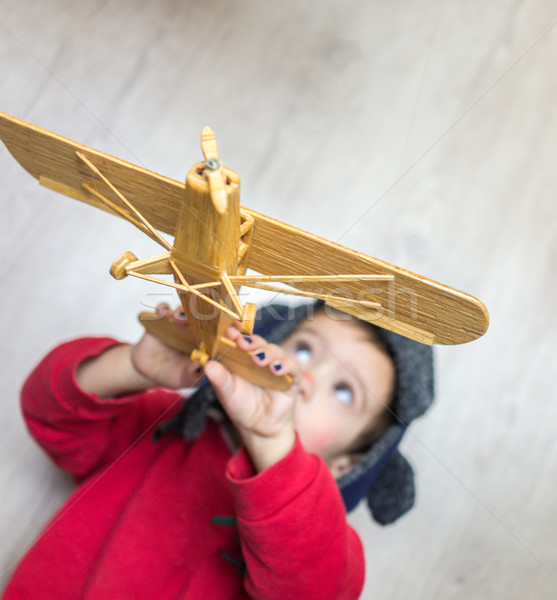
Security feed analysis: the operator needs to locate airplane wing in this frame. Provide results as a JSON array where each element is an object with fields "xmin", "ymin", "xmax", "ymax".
[
  {"xmin": 0, "ymin": 111, "xmax": 183, "ymax": 234},
  {"xmin": 244, "ymin": 211, "xmax": 489, "ymax": 345},
  {"xmin": 0, "ymin": 112, "xmax": 488, "ymax": 346}
]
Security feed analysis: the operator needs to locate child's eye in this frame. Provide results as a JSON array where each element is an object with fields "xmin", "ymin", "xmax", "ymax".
[
  {"xmin": 294, "ymin": 341, "xmax": 312, "ymax": 364},
  {"xmin": 334, "ymin": 383, "xmax": 353, "ymax": 405}
]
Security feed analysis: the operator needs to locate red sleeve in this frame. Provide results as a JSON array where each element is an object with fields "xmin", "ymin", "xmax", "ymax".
[
  {"xmin": 226, "ymin": 436, "xmax": 365, "ymax": 600},
  {"xmin": 21, "ymin": 337, "xmax": 182, "ymax": 481}
]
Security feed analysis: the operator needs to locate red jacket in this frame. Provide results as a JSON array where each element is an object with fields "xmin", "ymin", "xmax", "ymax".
[{"xmin": 2, "ymin": 338, "xmax": 365, "ymax": 599}]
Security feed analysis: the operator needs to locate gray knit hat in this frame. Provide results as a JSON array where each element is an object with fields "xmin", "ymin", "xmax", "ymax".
[{"xmin": 156, "ymin": 301, "xmax": 434, "ymax": 525}]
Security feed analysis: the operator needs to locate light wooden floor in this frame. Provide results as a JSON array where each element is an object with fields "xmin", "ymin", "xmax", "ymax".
[{"xmin": 1, "ymin": 1, "xmax": 556, "ymax": 597}]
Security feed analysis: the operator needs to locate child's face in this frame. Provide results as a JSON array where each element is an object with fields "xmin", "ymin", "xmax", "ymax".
[{"xmin": 281, "ymin": 311, "xmax": 395, "ymax": 473}]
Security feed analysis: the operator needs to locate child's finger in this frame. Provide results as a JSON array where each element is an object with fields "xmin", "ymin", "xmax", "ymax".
[
  {"xmin": 173, "ymin": 306, "xmax": 189, "ymax": 323},
  {"xmin": 228, "ymin": 328, "xmax": 269, "ymax": 352},
  {"xmin": 156, "ymin": 303, "xmax": 172, "ymax": 318},
  {"xmin": 249, "ymin": 341, "xmax": 287, "ymax": 369},
  {"xmin": 203, "ymin": 360, "xmax": 234, "ymax": 401},
  {"xmin": 155, "ymin": 303, "xmax": 189, "ymax": 325},
  {"xmin": 226, "ymin": 326, "xmax": 300, "ymax": 384},
  {"xmin": 269, "ymin": 355, "xmax": 300, "ymax": 380}
]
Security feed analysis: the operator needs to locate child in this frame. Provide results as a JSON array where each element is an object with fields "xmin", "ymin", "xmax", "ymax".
[{"xmin": 1, "ymin": 301, "xmax": 433, "ymax": 600}]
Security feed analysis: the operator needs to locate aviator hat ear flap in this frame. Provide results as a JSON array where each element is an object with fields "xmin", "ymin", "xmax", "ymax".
[{"xmin": 366, "ymin": 448, "xmax": 415, "ymax": 525}]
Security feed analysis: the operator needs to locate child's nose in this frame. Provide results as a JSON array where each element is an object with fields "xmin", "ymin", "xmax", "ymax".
[{"xmin": 299, "ymin": 371, "xmax": 314, "ymax": 402}]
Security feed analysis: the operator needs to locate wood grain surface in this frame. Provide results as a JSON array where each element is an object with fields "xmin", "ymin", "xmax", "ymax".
[{"xmin": 0, "ymin": 111, "xmax": 489, "ymax": 345}]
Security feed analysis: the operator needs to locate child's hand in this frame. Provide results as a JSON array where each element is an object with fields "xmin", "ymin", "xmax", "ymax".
[
  {"xmin": 204, "ymin": 326, "xmax": 301, "ymax": 473},
  {"xmin": 130, "ymin": 304, "xmax": 201, "ymax": 390},
  {"xmin": 76, "ymin": 304, "xmax": 201, "ymax": 398}
]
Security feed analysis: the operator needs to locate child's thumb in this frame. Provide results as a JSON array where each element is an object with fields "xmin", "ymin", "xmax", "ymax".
[{"xmin": 204, "ymin": 360, "xmax": 234, "ymax": 400}]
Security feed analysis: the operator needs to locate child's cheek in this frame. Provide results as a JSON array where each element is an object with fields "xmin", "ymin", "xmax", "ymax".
[{"xmin": 300, "ymin": 424, "xmax": 342, "ymax": 456}]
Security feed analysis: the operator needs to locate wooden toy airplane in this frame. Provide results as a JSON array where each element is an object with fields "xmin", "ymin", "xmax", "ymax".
[{"xmin": 0, "ymin": 112, "xmax": 488, "ymax": 390}]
